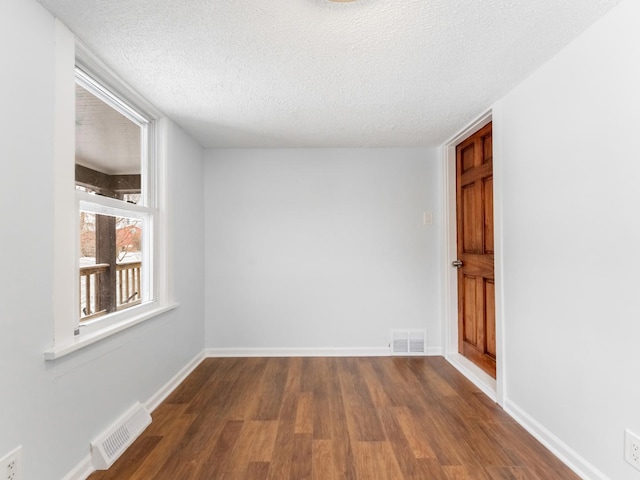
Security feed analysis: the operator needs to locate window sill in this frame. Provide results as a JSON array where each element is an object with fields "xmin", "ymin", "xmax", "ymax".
[{"xmin": 44, "ymin": 302, "xmax": 179, "ymax": 361}]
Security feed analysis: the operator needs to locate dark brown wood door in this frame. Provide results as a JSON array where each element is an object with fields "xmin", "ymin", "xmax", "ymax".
[{"xmin": 456, "ymin": 122, "xmax": 496, "ymax": 378}]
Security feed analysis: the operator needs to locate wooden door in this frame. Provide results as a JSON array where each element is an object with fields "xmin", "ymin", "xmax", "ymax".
[{"xmin": 455, "ymin": 122, "xmax": 496, "ymax": 378}]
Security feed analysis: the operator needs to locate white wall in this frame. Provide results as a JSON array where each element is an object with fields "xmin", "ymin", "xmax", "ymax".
[
  {"xmin": 495, "ymin": 0, "xmax": 640, "ymax": 478},
  {"xmin": 204, "ymin": 148, "xmax": 441, "ymax": 353},
  {"xmin": 0, "ymin": 1, "xmax": 205, "ymax": 478}
]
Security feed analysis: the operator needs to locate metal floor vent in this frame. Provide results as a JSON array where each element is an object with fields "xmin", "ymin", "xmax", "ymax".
[
  {"xmin": 90, "ymin": 402, "xmax": 152, "ymax": 470},
  {"xmin": 391, "ymin": 329, "xmax": 427, "ymax": 356}
]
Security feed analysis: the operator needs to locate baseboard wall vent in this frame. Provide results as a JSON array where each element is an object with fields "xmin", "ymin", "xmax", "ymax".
[
  {"xmin": 390, "ymin": 329, "xmax": 427, "ymax": 355},
  {"xmin": 90, "ymin": 402, "xmax": 152, "ymax": 470}
]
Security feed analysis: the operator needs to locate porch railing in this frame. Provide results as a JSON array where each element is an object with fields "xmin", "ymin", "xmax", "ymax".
[{"xmin": 79, "ymin": 261, "xmax": 142, "ymax": 321}]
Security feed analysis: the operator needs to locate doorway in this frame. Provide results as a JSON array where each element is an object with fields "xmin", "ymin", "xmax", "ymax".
[{"xmin": 443, "ymin": 112, "xmax": 503, "ymax": 403}]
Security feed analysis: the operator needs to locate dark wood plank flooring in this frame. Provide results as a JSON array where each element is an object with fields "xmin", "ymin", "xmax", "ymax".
[{"xmin": 88, "ymin": 357, "xmax": 578, "ymax": 479}]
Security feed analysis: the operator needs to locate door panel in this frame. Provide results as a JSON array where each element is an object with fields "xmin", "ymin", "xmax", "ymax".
[
  {"xmin": 462, "ymin": 184, "xmax": 480, "ymax": 252},
  {"xmin": 482, "ymin": 132, "xmax": 492, "ymax": 165},
  {"xmin": 461, "ymin": 144, "xmax": 475, "ymax": 173},
  {"xmin": 485, "ymin": 279, "xmax": 496, "ymax": 358},
  {"xmin": 483, "ymin": 177, "xmax": 494, "ymax": 253},
  {"xmin": 456, "ymin": 122, "xmax": 496, "ymax": 378},
  {"xmin": 463, "ymin": 275, "xmax": 477, "ymax": 345}
]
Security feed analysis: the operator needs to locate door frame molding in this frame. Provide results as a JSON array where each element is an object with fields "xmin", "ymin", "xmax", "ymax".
[{"xmin": 441, "ymin": 107, "xmax": 506, "ymax": 406}]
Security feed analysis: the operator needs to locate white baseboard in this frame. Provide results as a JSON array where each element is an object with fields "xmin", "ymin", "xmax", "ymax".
[
  {"xmin": 504, "ymin": 399, "xmax": 609, "ymax": 480},
  {"xmin": 205, "ymin": 347, "xmax": 391, "ymax": 357},
  {"xmin": 426, "ymin": 346, "xmax": 444, "ymax": 356},
  {"xmin": 145, "ymin": 351, "xmax": 205, "ymax": 412},
  {"xmin": 206, "ymin": 346, "xmax": 444, "ymax": 358},
  {"xmin": 60, "ymin": 455, "xmax": 93, "ymax": 480},
  {"xmin": 445, "ymin": 353, "xmax": 497, "ymax": 402}
]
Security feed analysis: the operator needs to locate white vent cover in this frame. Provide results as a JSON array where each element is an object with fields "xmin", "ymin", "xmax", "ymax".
[
  {"xmin": 90, "ymin": 402, "xmax": 152, "ymax": 470},
  {"xmin": 391, "ymin": 329, "xmax": 426, "ymax": 356}
]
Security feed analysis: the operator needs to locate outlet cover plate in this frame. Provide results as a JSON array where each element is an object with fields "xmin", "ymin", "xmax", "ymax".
[
  {"xmin": 625, "ymin": 429, "xmax": 640, "ymax": 471},
  {"xmin": 1, "ymin": 446, "xmax": 23, "ymax": 480}
]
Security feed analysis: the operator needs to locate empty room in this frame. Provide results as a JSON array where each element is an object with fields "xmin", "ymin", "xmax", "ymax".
[{"xmin": 1, "ymin": 0, "xmax": 639, "ymax": 478}]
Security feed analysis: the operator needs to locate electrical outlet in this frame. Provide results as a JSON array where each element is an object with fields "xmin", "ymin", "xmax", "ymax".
[
  {"xmin": 0, "ymin": 446, "xmax": 22, "ymax": 480},
  {"xmin": 625, "ymin": 429, "xmax": 640, "ymax": 471}
]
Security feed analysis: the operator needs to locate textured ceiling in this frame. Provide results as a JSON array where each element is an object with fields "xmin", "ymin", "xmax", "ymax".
[{"xmin": 39, "ymin": 0, "xmax": 621, "ymax": 148}]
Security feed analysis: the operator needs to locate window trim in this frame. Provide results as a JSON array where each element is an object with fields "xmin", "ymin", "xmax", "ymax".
[{"xmin": 46, "ymin": 25, "xmax": 176, "ymax": 361}]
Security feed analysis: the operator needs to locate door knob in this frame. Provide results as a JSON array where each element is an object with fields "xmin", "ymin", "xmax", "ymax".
[{"xmin": 452, "ymin": 260, "xmax": 463, "ymax": 268}]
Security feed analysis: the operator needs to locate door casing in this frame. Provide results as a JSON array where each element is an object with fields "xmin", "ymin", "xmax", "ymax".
[{"xmin": 442, "ymin": 108, "xmax": 505, "ymax": 406}]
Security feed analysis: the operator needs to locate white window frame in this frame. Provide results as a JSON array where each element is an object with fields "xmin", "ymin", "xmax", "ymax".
[
  {"xmin": 46, "ymin": 23, "xmax": 175, "ymax": 360},
  {"xmin": 75, "ymin": 67, "xmax": 156, "ymax": 328}
]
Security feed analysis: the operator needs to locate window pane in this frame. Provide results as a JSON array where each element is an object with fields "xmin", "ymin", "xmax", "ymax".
[
  {"xmin": 79, "ymin": 211, "xmax": 144, "ymax": 321},
  {"xmin": 79, "ymin": 211, "xmax": 99, "ymax": 319},
  {"xmin": 75, "ymin": 83, "xmax": 142, "ymax": 204}
]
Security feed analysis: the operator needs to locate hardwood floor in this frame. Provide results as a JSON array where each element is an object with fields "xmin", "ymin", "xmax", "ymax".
[{"xmin": 88, "ymin": 357, "xmax": 578, "ymax": 479}]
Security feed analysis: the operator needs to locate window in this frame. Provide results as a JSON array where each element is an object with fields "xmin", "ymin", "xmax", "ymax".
[
  {"xmin": 74, "ymin": 68, "xmax": 154, "ymax": 328},
  {"xmin": 46, "ymin": 28, "xmax": 173, "ymax": 359}
]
